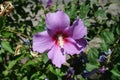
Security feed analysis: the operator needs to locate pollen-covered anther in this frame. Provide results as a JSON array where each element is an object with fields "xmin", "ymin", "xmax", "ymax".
[{"xmin": 58, "ymin": 35, "xmax": 64, "ymax": 48}]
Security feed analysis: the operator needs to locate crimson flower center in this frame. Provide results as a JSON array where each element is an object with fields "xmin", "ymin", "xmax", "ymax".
[{"xmin": 52, "ymin": 32, "xmax": 68, "ymax": 48}]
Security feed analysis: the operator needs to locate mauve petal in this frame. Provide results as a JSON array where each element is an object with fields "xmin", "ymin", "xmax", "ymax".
[
  {"xmin": 46, "ymin": 11, "xmax": 70, "ymax": 33},
  {"xmin": 64, "ymin": 38, "xmax": 82, "ymax": 55},
  {"xmin": 75, "ymin": 38, "xmax": 88, "ymax": 52},
  {"xmin": 71, "ymin": 19, "xmax": 87, "ymax": 39},
  {"xmin": 32, "ymin": 31, "xmax": 55, "ymax": 53},
  {"xmin": 48, "ymin": 45, "xmax": 66, "ymax": 68},
  {"xmin": 63, "ymin": 27, "xmax": 72, "ymax": 37},
  {"xmin": 46, "ymin": 0, "xmax": 52, "ymax": 8}
]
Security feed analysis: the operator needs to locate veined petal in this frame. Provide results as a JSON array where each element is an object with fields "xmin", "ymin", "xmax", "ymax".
[
  {"xmin": 32, "ymin": 31, "xmax": 54, "ymax": 53},
  {"xmin": 71, "ymin": 19, "xmax": 87, "ymax": 39},
  {"xmin": 75, "ymin": 38, "xmax": 88, "ymax": 52},
  {"xmin": 46, "ymin": 11, "xmax": 70, "ymax": 33},
  {"xmin": 48, "ymin": 45, "xmax": 66, "ymax": 68},
  {"xmin": 64, "ymin": 37, "xmax": 82, "ymax": 55}
]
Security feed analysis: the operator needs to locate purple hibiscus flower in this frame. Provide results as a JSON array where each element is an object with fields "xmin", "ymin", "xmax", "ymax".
[{"xmin": 32, "ymin": 11, "xmax": 87, "ymax": 68}]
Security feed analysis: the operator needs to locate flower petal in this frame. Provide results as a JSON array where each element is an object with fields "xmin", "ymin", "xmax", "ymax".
[
  {"xmin": 32, "ymin": 31, "xmax": 54, "ymax": 53},
  {"xmin": 75, "ymin": 38, "xmax": 88, "ymax": 52},
  {"xmin": 46, "ymin": 0, "xmax": 53, "ymax": 8},
  {"xmin": 46, "ymin": 11, "xmax": 70, "ymax": 33},
  {"xmin": 64, "ymin": 38, "xmax": 82, "ymax": 55},
  {"xmin": 48, "ymin": 45, "xmax": 66, "ymax": 68},
  {"xmin": 71, "ymin": 19, "xmax": 87, "ymax": 39}
]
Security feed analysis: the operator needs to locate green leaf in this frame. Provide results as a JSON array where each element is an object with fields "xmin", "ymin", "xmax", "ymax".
[
  {"xmin": 90, "ymin": 0, "xmax": 98, "ymax": 4},
  {"xmin": 21, "ymin": 60, "xmax": 35, "ymax": 71},
  {"xmin": 7, "ymin": 60, "xmax": 17, "ymax": 70},
  {"xmin": 100, "ymin": 29, "xmax": 115, "ymax": 44},
  {"xmin": 0, "ymin": 16, "xmax": 6, "ymax": 27},
  {"xmin": 83, "ymin": 19, "xmax": 91, "ymax": 27},
  {"xmin": 100, "ymin": 43, "xmax": 109, "ymax": 52},
  {"xmin": 23, "ymin": 60, "xmax": 35, "ymax": 66},
  {"xmin": 42, "ymin": 53, "xmax": 49, "ymax": 64},
  {"xmin": 30, "ymin": 72, "xmax": 39, "ymax": 79},
  {"xmin": 86, "ymin": 63, "xmax": 99, "ymax": 71},
  {"xmin": 80, "ymin": 4, "xmax": 89, "ymax": 19},
  {"xmin": 33, "ymin": 21, "xmax": 45, "ymax": 34},
  {"xmin": 70, "ymin": 3, "xmax": 76, "ymax": 17},
  {"xmin": 22, "ymin": 76, "xmax": 28, "ymax": 80},
  {"xmin": 49, "ymin": 65, "xmax": 56, "ymax": 75},
  {"xmin": 2, "ymin": 32, "xmax": 13, "ymax": 38},
  {"xmin": 39, "ymin": 74, "xmax": 47, "ymax": 79},
  {"xmin": 0, "ymin": 56, "xmax": 2, "ymax": 63},
  {"xmin": 95, "ymin": 9, "xmax": 107, "ymax": 23},
  {"xmin": 88, "ymin": 48, "xmax": 99, "ymax": 64},
  {"xmin": 111, "ymin": 63, "xmax": 120, "ymax": 77},
  {"xmin": 95, "ymin": 9, "xmax": 107, "ymax": 19},
  {"xmin": 116, "ymin": 26, "xmax": 120, "ymax": 35},
  {"xmin": 55, "ymin": 68, "xmax": 65, "ymax": 77},
  {"xmin": 49, "ymin": 65, "xmax": 65, "ymax": 78},
  {"xmin": 1, "ymin": 41, "xmax": 14, "ymax": 53},
  {"xmin": 2, "ymin": 70, "xmax": 9, "ymax": 76},
  {"xmin": 76, "ymin": 75, "xmax": 86, "ymax": 80}
]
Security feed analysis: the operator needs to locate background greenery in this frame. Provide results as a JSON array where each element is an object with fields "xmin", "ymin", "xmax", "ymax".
[{"xmin": 0, "ymin": 0, "xmax": 120, "ymax": 80}]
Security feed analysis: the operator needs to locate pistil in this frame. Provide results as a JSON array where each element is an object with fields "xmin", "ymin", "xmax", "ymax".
[{"xmin": 58, "ymin": 35, "xmax": 64, "ymax": 48}]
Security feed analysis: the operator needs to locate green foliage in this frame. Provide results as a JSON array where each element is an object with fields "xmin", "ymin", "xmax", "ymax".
[
  {"xmin": 79, "ymin": 3, "xmax": 89, "ymax": 19},
  {"xmin": 0, "ymin": 16, "xmax": 6, "ymax": 27},
  {"xmin": 86, "ymin": 48, "xmax": 99, "ymax": 71},
  {"xmin": 111, "ymin": 63, "xmax": 120, "ymax": 79},
  {"xmin": 116, "ymin": 26, "xmax": 120, "ymax": 35},
  {"xmin": 88, "ymin": 48, "xmax": 99, "ymax": 64},
  {"xmin": 1, "ymin": 41, "xmax": 14, "ymax": 54},
  {"xmin": 42, "ymin": 53, "xmax": 49, "ymax": 64},
  {"xmin": 100, "ymin": 29, "xmax": 115, "ymax": 45},
  {"xmin": 86, "ymin": 63, "xmax": 98, "ymax": 71}
]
